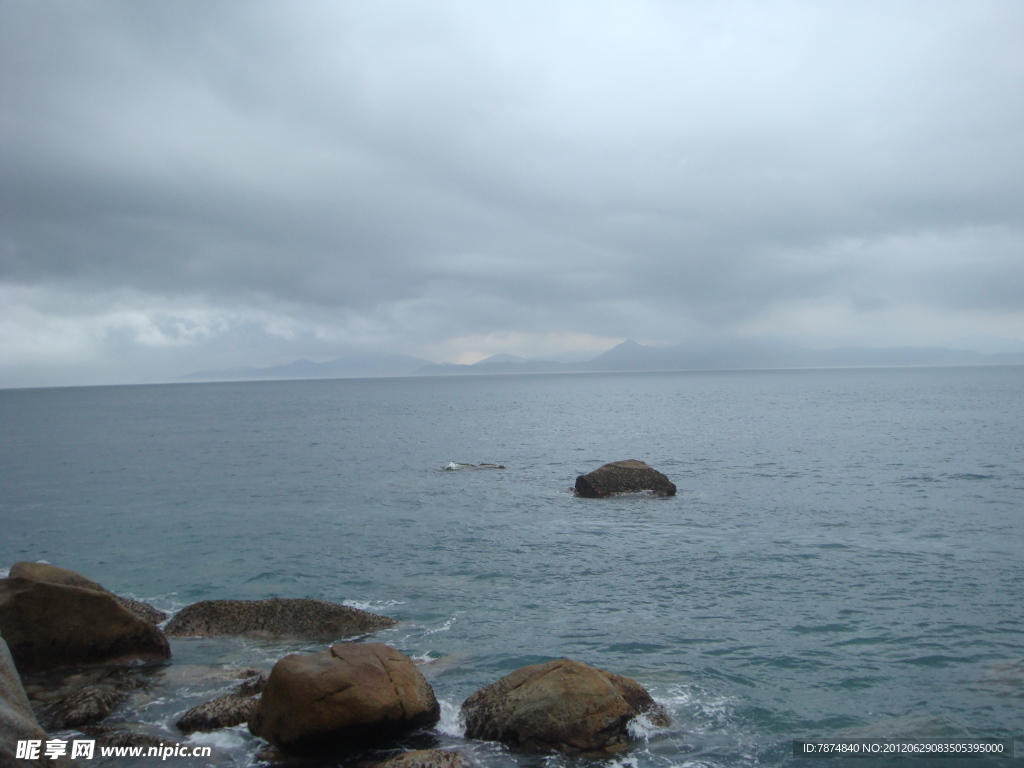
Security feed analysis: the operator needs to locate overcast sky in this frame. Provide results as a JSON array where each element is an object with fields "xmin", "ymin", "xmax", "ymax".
[{"xmin": 2, "ymin": 1, "xmax": 1023, "ymax": 387}]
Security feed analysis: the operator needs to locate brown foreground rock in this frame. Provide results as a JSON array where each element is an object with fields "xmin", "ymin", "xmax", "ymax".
[
  {"xmin": 0, "ymin": 579, "xmax": 170, "ymax": 673},
  {"xmin": 574, "ymin": 460, "xmax": 676, "ymax": 498},
  {"xmin": 165, "ymin": 598, "xmax": 396, "ymax": 640},
  {"xmin": 249, "ymin": 643, "xmax": 439, "ymax": 755},
  {"xmin": 8, "ymin": 563, "xmax": 166, "ymax": 625},
  {"xmin": 461, "ymin": 658, "xmax": 668, "ymax": 754}
]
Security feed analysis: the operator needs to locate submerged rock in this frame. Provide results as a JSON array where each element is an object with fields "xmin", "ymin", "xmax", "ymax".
[
  {"xmin": 235, "ymin": 672, "xmax": 267, "ymax": 697},
  {"xmin": 443, "ymin": 462, "xmax": 505, "ymax": 471},
  {"xmin": 574, "ymin": 460, "xmax": 676, "ymax": 498},
  {"xmin": 82, "ymin": 725, "xmax": 182, "ymax": 751},
  {"xmin": 461, "ymin": 658, "xmax": 668, "ymax": 754},
  {"xmin": 0, "ymin": 578, "xmax": 170, "ymax": 673},
  {"xmin": 165, "ymin": 598, "xmax": 397, "ymax": 640},
  {"xmin": 8, "ymin": 562, "xmax": 166, "ymax": 625},
  {"xmin": 375, "ymin": 749, "xmax": 464, "ymax": 768},
  {"xmin": 36, "ymin": 686, "xmax": 127, "ymax": 730},
  {"xmin": 249, "ymin": 642, "xmax": 440, "ymax": 755},
  {"xmin": 176, "ymin": 693, "xmax": 259, "ymax": 735}
]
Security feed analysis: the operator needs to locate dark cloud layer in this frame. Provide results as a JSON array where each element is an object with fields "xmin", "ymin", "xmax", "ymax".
[{"xmin": 2, "ymin": 1, "xmax": 1023, "ymax": 386}]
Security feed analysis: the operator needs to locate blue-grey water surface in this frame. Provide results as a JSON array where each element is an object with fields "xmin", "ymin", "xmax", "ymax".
[{"xmin": 1, "ymin": 367, "xmax": 1022, "ymax": 767}]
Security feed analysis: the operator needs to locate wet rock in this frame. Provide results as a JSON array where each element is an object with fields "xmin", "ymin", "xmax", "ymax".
[
  {"xmin": 461, "ymin": 658, "xmax": 668, "ymax": 754},
  {"xmin": 36, "ymin": 686, "xmax": 126, "ymax": 730},
  {"xmin": 0, "ymin": 579, "xmax": 170, "ymax": 673},
  {"xmin": 236, "ymin": 673, "xmax": 267, "ymax": 697},
  {"xmin": 176, "ymin": 694, "xmax": 259, "ymax": 735},
  {"xmin": 376, "ymin": 749, "xmax": 464, "ymax": 768},
  {"xmin": 82, "ymin": 725, "xmax": 182, "ymax": 751},
  {"xmin": 249, "ymin": 642, "xmax": 440, "ymax": 756},
  {"xmin": 574, "ymin": 460, "xmax": 676, "ymax": 498},
  {"xmin": 8, "ymin": 563, "xmax": 166, "ymax": 625},
  {"xmin": 165, "ymin": 598, "xmax": 396, "ymax": 640}
]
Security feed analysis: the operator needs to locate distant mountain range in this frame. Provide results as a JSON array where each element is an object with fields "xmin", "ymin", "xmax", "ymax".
[
  {"xmin": 180, "ymin": 353, "xmax": 433, "ymax": 381},
  {"xmin": 181, "ymin": 340, "xmax": 1024, "ymax": 383}
]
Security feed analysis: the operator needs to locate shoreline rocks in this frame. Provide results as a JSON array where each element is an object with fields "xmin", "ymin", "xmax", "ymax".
[
  {"xmin": 461, "ymin": 658, "xmax": 668, "ymax": 754},
  {"xmin": 249, "ymin": 643, "xmax": 440, "ymax": 756},
  {"xmin": 0, "ymin": 579, "xmax": 170, "ymax": 673},
  {"xmin": 3, "ymin": 561, "xmax": 671, "ymax": 762},
  {"xmin": 574, "ymin": 460, "xmax": 677, "ymax": 498},
  {"xmin": 165, "ymin": 598, "xmax": 397, "ymax": 640}
]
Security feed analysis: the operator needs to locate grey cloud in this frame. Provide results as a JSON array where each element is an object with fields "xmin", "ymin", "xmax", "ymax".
[{"xmin": 2, "ymin": 0, "xmax": 1023, "ymax": 385}]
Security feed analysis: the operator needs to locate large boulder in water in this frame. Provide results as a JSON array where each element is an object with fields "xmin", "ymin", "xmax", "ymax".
[
  {"xmin": 0, "ymin": 578, "xmax": 170, "ymax": 673},
  {"xmin": 574, "ymin": 460, "xmax": 676, "ymax": 498},
  {"xmin": 9, "ymin": 562, "xmax": 166, "ymax": 625},
  {"xmin": 461, "ymin": 658, "xmax": 668, "ymax": 754},
  {"xmin": 249, "ymin": 643, "xmax": 439, "ymax": 755},
  {"xmin": 165, "ymin": 598, "xmax": 396, "ymax": 640}
]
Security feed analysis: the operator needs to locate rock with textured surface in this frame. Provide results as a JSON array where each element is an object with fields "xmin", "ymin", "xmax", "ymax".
[
  {"xmin": 176, "ymin": 694, "xmax": 259, "ymax": 735},
  {"xmin": 8, "ymin": 562, "xmax": 166, "ymax": 625},
  {"xmin": 461, "ymin": 658, "xmax": 668, "ymax": 754},
  {"xmin": 165, "ymin": 598, "xmax": 396, "ymax": 640},
  {"xmin": 36, "ymin": 686, "xmax": 127, "ymax": 730},
  {"xmin": 376, "ymin": 749, "xmax": 464, "ymax": 768},
  {"xmin": 249, "ymin": 643, "xmax": 439, "ymax": 755},
  {"xmin": 0, "ymin": 579, "xmax": 170, "ymax": 673},
  {"xmin": 574, "ymin": 460, "xmax": 676, "ymax": 498},
  {"xmin": 236, "ymin": 673, "xmax": 266, "ymax": 696},
  {"xmin": 82, "ymin": 725, "xmax": 182, "ymax": 751}
]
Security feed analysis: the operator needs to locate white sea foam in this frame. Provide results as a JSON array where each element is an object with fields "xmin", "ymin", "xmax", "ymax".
[
  {"xmin": 435, "ymin": 698, "xmax": 465, "ymax": 738},
  {"xmin": 627, "ymin": 713, "xmax": 663, "ymax": 741},
  {"xmin": 0, "ymin": 568, "xmax": 7, "ymax": 578},
  {"xmin": 655, "ymin": 684, "xmax": 735, "ymax": 734},
  {"xmin": 343, "ymin": 598, "xmax": 405, "ymax": 612},
  {"xmin": 187, "ymin": 725, "xmax": 248, "ymax": 751},
  {"xmin": 422, "ymin": 614, "xmax": 459, "ymax": 635},
  {"xmin": 443, "ymin": 462, "xmax": 476, "ymax": 470}
]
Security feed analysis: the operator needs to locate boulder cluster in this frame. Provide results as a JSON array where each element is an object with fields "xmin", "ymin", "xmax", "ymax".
[{"xmin": 2, "ymin": 551, "xmax": 670, "ymax": 764}]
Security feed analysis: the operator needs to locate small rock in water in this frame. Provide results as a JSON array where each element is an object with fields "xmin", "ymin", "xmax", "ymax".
[
  {"xmin": 82, "ymin": 725, "xmax": 183, "ymax": 751},
  {"xmin": 235, "ymin": 672, "xmax": 267, "ymax": 696},
  {"xmin": 375, "ymin": 749, "xmax": 464, "ymax": 768},
  {"xmin": 36, "ymin": 685, "xmax": 127, "ymax": 730},
  {"xmin": 176, "ymin": 693, "xmax": 259, "ymax": 734},
  {"xmin": 574, "ymin": 460, "xmax": 676, "ymax": 498}
]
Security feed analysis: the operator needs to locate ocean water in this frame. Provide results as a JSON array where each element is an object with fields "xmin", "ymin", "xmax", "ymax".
[{"xmin": 1, "ymin": 367, "xmax": 1022, "ymax": 767}]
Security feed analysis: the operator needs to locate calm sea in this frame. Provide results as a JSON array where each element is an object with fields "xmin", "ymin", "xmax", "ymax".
[{"xmin": 1, "ymin": 367, "xmax": 1022, "ymax": 767}]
